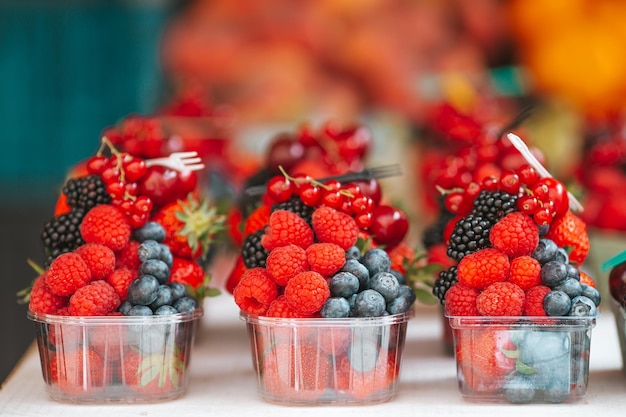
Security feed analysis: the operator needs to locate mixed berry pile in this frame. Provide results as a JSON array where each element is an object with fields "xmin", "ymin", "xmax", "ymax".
[
  {"xmin": 432, "ymin": 161, "xmax": 600, "ymax": 318},
  {"xmin": 229, "ymin": 166, "xmax": 417, "ymax": 319},
  {"xmin": 27, "ymin": 138, "xmax": 224, "ymax": 317}
]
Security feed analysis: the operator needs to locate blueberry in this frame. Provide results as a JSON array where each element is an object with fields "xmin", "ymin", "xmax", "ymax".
[
  {"xmin": 569, "ymin": 296, "xmax": 597, "ymax": 317},
  {"xmin": 361, "ymin": 248, "xmax": 391, "ymax": 276},
  {"xmin": 389, "ymin": 269, "xmax": 406, "ymax": 285},
  {"xmin": 581, "ymin": 284, "xmax": 601, "ymax": 307},
  {"xmin": 347, "ymin": 293, "xmax": 358, "ymax": 316},
  {"xmin": 149, "ymin": 285, "xmax": 174, "ymax": 311},
  {"xmin": 518, "ymin": 331, "xmax": 570, "ymax": 364},
  {"xmin": 118, "ymin": 300, "xmax": 133, "ymax": 315},
  {"xmin": 137, "ymin": 240, "xmax": 162, "ymax": 262},
  {"xmin": 504, "ymin": 375, "xmax": 536, "ymax": 404},
  {"xmin": 554, "ymin": 278, "xmax": 582, "ymax": 299},
  {"xmin": 174, "ymin": 296, "xmax": 198, "ymax": 313},
  {"xmin": 169, "ymin": 282, "xmax": 188, "ymax": 301},
  {"xmin": 329, "ymin": 272, "xmax": 360, "ymax": 298},
  {"xmin": 565, "ymin": 263, "xmax": 580, "ymax": 281},
  {"xmin": 348, "ymin": 332, "xmax": 379, "ymax": 372},
  {"xmin": 387, "ymin": 285, "xmax": 417, "ymax": 315},
  {"xmin": 345, "ymin": 246, "xmax": 361, "ymax": 260},
  {"xmin": 543, "ymin": 290, "xmax": 572, "ymax": 316},
  {"xmin": 369, "ymin": 272, "xmax": 400, "ymax": 302},
  {"xmin": 133, "ymin": 221, "xmax": 166, "ymax": 242},
  {"xmin": 354, "ymin": 289, "xmax": 386, "ymax": 317},
  {"xmin": 134, "ymin": 326, "xmax": 167, "ymax": 354},
  {"xmin": 159, "ymin": 244, "xmax": 173, "ymax": 267},
  {"xmin": 532, "ymin": 239, "xmax": 558, "ymax": 264},
  {"xmin": 320, "ymin": 297, "xmax": 351, "ymax": 318},
  {"xmin": 340, "ymin": 259, "xmax": 370, "ymax": 291},
  {"xmin": 538, "ymin": 224, "xmax": 550, "ymax": 237},
  {"xmin": 127, "ymin": 275, "xmax": 160, "ymax": 306},
  {"xmin": 139, "ymin": 259, "xmax": 170, "ymax": 284},
  {"xmin": 155, "ymin": 305, "xmax": 179, "ymax": 315},
  {"xmin": 127, "ymin": 305, "xmax": 153, "ymax": 316},
  {"xmin": 541, "ymin": 261, "xmax": 568, "ymax": 287},
  {"xmin": 555, "ymin": 248, "xmax": 569, "ymax": 264}
]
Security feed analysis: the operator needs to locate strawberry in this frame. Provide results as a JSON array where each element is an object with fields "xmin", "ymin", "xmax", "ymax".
[
  {"xmin": 225, "ymin": 255, "xmax": 247, "ymax": 295},
  {"xmin": 243, "ymin": 204, "xmax": 272, "ymax": 236},
  {"xmin": 120, "ymin": 349, "xmax": 185, "ymax": 395},
  {"xmin": 544, "ymin": 210, "xmax": 590, "ymax": 265},
  {"xmin": 169, "ymin": 256, "xmax": 206, "ymax": 290},
  {"xmin": 50, "ymin": 348, "xmax": 106, "ymax": 396},
  {"xmin": 151, "ymin": 195, "xmax": 225, "ymax": 260},
  {"xmin": 388, "ymin": 242, "xmax": 415, "ymax": 274}
]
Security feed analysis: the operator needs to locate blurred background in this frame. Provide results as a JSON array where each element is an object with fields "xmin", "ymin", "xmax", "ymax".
[{"xmin": 2, "ymin": 0, "xmax": 626, "ymax": 383}]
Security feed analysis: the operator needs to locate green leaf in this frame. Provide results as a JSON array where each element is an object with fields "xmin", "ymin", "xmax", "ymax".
[
  {"xmin": 515, "ymin": 360, "xmax": 536, "ymax": 375},
  {"xmin": 414, "ymin": 287, "xmax": 438, "ymax": 304},
  {"xmin": 501, "ymin": 348, "xmax": 520, "ymax": 359}
]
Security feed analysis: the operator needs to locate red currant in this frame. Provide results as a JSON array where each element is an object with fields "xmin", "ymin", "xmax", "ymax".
[
  {"xmin": 106, "ymin": 181, "xmax": 126, "ymax": 199},
  {"xmin": 531, "ymin": 177, "xmax": 569, "ymax": 216},
  {"xmin": 86, "ymin": 155, "xmax": 109, "ymax": 174},
  {"xmin": 101, "ymin": 166, "xmax": 121, "ymax": 184},
  {"xmin": 517, "ymin": 195, "xmax": 539, "ymax": 215},
  {"xmin": 355, "ymin": 212, "xmax": 373, "ymax": 229},
  {"xmin": 533, "ymin": 206, "xmax": 554, "ymax": 226},
  {"xmin": 341, "ymin": 183, "xmax": 362, "ymax": 199},
  {"xmin": 351, "ymin": 196, "xmax": 374, "ymax": 214},
  {"xmin": 124, "ymin": 158, "xmax": 147, "ymax": 182},
  {"xmin": 499, "ymin": 171, "xmax": 521, "ymax": 195},
  {"xmin": 133, "ymin": 196, "xmax": 153, "ymax": 215},
  {"xmin": 444, "ymin": 192, "xmax": 467, "ymax": 215},
  {"xmin": 298, "ymin": 183, "xmax": 322, "ymax": 206},
  {"xmin": 321, "ymin": 189, "xmax": 344, "ymax": 208},
  {"xmin": 516, "ymin": 164, "xmax": 540, "ymax": 187},
  {"xmin": 463, "ymin": 182, "xmax": 482, "ymax": 203},
  {"xmin": 266, "ymin": 176, "xmax": 294, "ymax": 203},
  {"xmin": 481, "ymin": 176, "xmax": 500, "ymax": 191}
]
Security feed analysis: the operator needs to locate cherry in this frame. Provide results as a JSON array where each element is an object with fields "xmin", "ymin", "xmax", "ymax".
[
  {"xmin": 353, "ymin": 179, "xmax": 382, "ymax": 206},
  {"xmin": 516, "ymin": 164, "xmax": 540, "ymax": 187},
  {"xmin": 370, "ymin": 205, "xmax": 409, "ymax": 249},
  {"xmin": 267, "ymin": 134, "xmax": 305, "ymax": 172},
  {"xmin": 609, "ymin": 262, "xmax": 626, "ymax": 303}
]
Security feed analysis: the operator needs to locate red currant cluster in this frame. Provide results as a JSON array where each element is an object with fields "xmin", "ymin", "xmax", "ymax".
[
  {"xmin": 264, "ymin": 170, "xmax": 409, "ymax": 249},
  {"xmin": 441, "ymin": 164, "xmax": 570, "ymax": 227},
  {"xmin": 85, "ymin": 139, "xmax": 153, "ymax": 228},
  {"xmin": 102, "ymin": 115, "xmax": 167, "ymax": 159},
  {"xmin": 265, "ymin": 122, "xmax": 371, "ymax": 176}
]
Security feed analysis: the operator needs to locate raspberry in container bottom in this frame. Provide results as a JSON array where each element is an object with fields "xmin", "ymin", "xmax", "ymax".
[
  {"xmin": 447, "ymin": 315, "xmax": 595, "ymax": 404},
  {"xmin": 28, "ymin": 308, "xmax": 202, "ymax": 403},
  {"xmin": 242, "ymin": 311, "xmax": 412, "ymax": 406}
]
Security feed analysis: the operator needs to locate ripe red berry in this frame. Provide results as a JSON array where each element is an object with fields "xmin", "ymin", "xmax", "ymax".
[
  {"xmin": 516, "ymin": 164, "xmax": 539, "ymax": 187},
  {"xmin": 516, "ymin": 195, "xmax": 539, "ymax": 215},
  {"xmin": 499, "ymin": 171, "xmax": 521, "ymax": 195},
  {"xmin": 266, "ymin": 176, "xmax": 294, "ymax": 203}
]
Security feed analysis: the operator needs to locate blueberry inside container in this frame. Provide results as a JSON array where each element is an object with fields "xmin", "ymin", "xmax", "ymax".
[{"xmin": 447, "ymin": 315, "xmax": 596, "ymax": 404}]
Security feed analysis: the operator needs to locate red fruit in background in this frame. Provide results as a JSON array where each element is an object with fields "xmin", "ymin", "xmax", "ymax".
[
  {"xmin": 593, "ymin": 193, "xmax": 626, "ymax": 231},
  {"xmin": 137, "ymin": 166, "xmax": 198, "ymax": 208},
  {"xmin": 266, "ymin": 134, "xmax": 305, "ymax": 172},
  {"xmin": 609, "ymin": 262, "xmax": 626, "ymax": 303},
  {"xmin": 369, "ymin": 205, "xmax": 409, "ymax": 249},
  {"xmin": 225, "ymin": 255, "xmax": 247, "ymax": 295}
]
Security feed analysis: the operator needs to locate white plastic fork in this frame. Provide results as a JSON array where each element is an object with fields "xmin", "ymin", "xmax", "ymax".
[
  {"xmin": 145, "ymin": 151, "xmax": 205, "ymax": 172},
  {"xmin": 506, "ymin": 133, "xmax": 584, "ymax": 213}
]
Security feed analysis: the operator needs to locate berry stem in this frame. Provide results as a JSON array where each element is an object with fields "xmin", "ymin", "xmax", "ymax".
[{"xmin": 277, "ymin": 165, "xmax": 355, "ymax": 198}]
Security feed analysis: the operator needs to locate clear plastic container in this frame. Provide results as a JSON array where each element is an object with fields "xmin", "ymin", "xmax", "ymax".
[
  {"xmin": 447, "ymin": 315, "xmax": 596, "ymax": 404},
  {"xmin": 28, "ymin": 308, "xmax": 203, "ymax": 403},
  {"xmin": 242, "ymin": 311, "xmax": 412, "ymax": 405}
]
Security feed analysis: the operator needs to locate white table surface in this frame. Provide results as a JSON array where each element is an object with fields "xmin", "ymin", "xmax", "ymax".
[{"xmin": 2, "ymin": 255, "xmax": 626, "ymax": 416}]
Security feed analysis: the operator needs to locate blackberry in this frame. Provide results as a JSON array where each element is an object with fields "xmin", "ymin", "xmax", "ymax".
[
  {"xmin": 422, "ymin": 209, "xmax": 456, "ymax": 249},
  {"xmin": 241, "ymin": 228, "xmax": 269, "ymax": 268},
  {"xmin": 41, "ymin": 209, "xmax": 86, "ymax": 266},
  {"xmin": 62, "ymin": 174, "xmax": 111, "ymax": 211},
  {"xmin": 433, "ymin": 265, "xmax": 458, "ymax": 305},
  {"xmin": 271, "ymin": 196, "xmax": 314, "ymax": 224},
  {"xmin": 446, "ymin": 214, "xmax": 491, "ymax": 262},
  {"xmin": 471, "ymin": 189, "xmax": 518, "ymax": 222}
]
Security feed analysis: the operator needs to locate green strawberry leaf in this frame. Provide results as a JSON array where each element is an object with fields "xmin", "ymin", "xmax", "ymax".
[{"xmin": 515, "ymin": 360, "xmax": 536, "ymax": 375}]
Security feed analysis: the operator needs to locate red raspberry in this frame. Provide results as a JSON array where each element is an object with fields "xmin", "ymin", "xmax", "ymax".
[
  {"xmin": 261, "ymin": 210, "xmax": 314, "ymax": 251},
  {"xmin": 476, "ymin": 281, "xmax": 525, "ymax": 316},
  {"xmin": 388, "ymin": 242, "xmax": 415, "ymax": 274},
  {"xmin": 233, "ymin": 267, "xmax": 278, "ymax": 315},
  {"xmin": 545, "ymin": 210, "xmax": 590, "ymax": 265},
  {"xmin": 46, "ymin": 252, "xmax": 92, "ymax": 296},
  {"xmin": 284, "ymin": 271, "xmax": 330, "ymax": 315},
  {"xmin": 266, "ymin": 295, "xmax": 312, "ymax": 318},
  {"xmin": 444, "ymin": 283, "xmax": 480, "ymax": 316},
  {"xmin": 107, "ymin": 267, "xmax": 136, "ymax": 301},
  {"xmin": 169, "ymin": 257, "xmax": 205, "ymax": 289},
  {"xmin": 507, "ymin": 255, "xmax": 541, "ymax": 290},
  {"xmin": 523, "ymin": 285, "xmax": 551, "ymax": 316},
  {"xmin": 115, "ymin": 240, "xmax": 141, "ymax": 271},
  {"xmin": 75, "ymin": 243, "xmax": 116, "ymax": 280},
  {"xmin": 311, "ymin": 206, "xmax": 359, "ymax": 250},
  {"xmin": 28, "ymin": 275, "xmax": 68, "ymax": 314},
  {"xmin": 489, "ymin": 212, "xmax": 539, "ymax": 259},
  {"xmin": 80, "ymin": 204, "xmax": 132, "ymax": 251},
  {"xmin": 68, "ymin": 280, "xmax": 121, "ymax": 316},
  {"xmin": 265, "ymin": 244, "xmax": 309, "ymax": 286},
  {"xmin": 457, "ymin": 248, "xmax": 510, "ymax": 290},
  {"xmin": 305, "ymin": 242, "xmax": 346, "ymax": 277}
]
